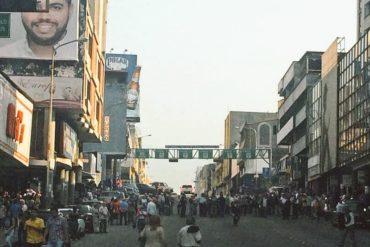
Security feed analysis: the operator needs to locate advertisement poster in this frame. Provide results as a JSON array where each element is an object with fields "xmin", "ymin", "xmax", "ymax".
[
  {"xmin": 105, "ymin": 53, "xmax": 140, "ymax": 122},
  {"xmin": 9, "ymin": 75, "xmax": 82, "ymax": 108},
  {"xmin": 127, "ymin": 66, "xmax": 141, "ymax": 122},
  {"xmin": 0, "ymin": 0, "xmax": 79, "ymax": 60}
]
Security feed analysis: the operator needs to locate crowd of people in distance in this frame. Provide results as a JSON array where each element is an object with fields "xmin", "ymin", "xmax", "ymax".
[
  {"xmin": 0, "ymin": 189, "xmax": 70, "ymax": 247},
  {"xmin": 2, "ymin": 185, "xmax": 369, "ymax": 247}
]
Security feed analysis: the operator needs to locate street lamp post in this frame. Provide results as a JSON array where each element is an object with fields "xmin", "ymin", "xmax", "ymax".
[{"xmin": 45, "ymin": 37, "xmax": 87, "ymax": 208}]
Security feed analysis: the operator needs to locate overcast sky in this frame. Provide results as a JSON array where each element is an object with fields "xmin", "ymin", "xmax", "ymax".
[{"xmin": 106, "ymin": 0, "xmax": 357, "ymax": 193}]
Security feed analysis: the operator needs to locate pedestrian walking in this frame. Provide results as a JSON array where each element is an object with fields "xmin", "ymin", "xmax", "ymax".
[
  {"xmin": 337, "ymin": 207, "xmax": 357, "ymax": 247},
  {"xmin": 119, "ymin": 198, "xmax": 128, "ymax": 225},
  {"xmin": 24, "ymin": 210, "xmax": 45, "ymax": 247},
  {"xmin": 147, "ymin": 198, "xmax": 158, "ymax": 217},
  {"xmin": 98, "ymin": 202, "xmax": 109, "ymax": 233},
  {"xmin": 3, "ymin": 211, "xmax": 15, "ymax": 247},
  {"xmin": 177, "ymin": 216, "xmax": 201, "ymax": 247},
  {"xmin": 139, "ymin": 215, "xmax": 167, "ymax": 247},
  {"xmin": 179, "ymin": 194, "xmax": 187, "ymax": 218},
  {"xmin": 43, "ymin": 207, "xmax": 69, "ymax": 247},
  {"xmin": 218, "ymin": 192, "xmax": 226, "ymax": 217}
]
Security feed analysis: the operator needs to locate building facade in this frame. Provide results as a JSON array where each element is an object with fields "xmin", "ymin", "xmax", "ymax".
[
  {"xmin": 277, "ymin": 52, "xmax": 322, "ymax": 190},
  {"xmin": 337, "ymin": 31, "xmax": 370, "ymax": 194},
  {"xmin": 238, "ymin": 116, "xmax": 288, "ymax": 192},
  {"xmin": 0, "ymin": 0, "xmax": 108, "ymax": 207}
]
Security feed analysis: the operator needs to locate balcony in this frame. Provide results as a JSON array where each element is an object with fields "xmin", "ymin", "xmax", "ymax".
[
  {"xmin": 278, "ymin": 62, "xmax": 296, "ymax": 95},
  {"xmin": 295, "ymin": 105, "xmax": 306, "ymax": 127},
  {"xmin": 277, "ymin": 117, "xmax": 294, "ymax": 145},
  {"xmin": 278, "ymin": 75, "xmax": 309, "ymax": 120},
  {"xmin": 292, "ymin": 135, "xmax": 307, "ymax": 156}
]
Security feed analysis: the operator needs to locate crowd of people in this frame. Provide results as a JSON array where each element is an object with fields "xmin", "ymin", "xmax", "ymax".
[
  {"xmin": 2, "ymin": 186, "xmax": 369, "ymax": 247},
  {"xmin": 0, "ymin": 192, "xmax": 70, "ymax": 247}
]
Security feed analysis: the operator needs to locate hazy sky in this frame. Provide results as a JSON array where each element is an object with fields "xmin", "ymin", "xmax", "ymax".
[{"xmin": 106, "ymin": 0, "xmax": 357, "ymax": 193}]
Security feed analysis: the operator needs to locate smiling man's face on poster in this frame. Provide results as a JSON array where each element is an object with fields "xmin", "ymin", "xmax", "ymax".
[{"xmin": 0, "ymin": 0, "xmax": 79, "ymax": 60}]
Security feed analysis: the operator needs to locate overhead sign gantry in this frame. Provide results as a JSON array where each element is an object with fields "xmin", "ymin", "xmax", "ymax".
[{"xmin": 132, "ymin": 145, "xmax": 271, "ymax": 163}]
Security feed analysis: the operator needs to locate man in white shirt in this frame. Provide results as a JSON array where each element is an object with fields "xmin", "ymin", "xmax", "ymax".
[
  {"xmin": 146, "ymin": 198, "xmax": 157, "ymax": 216},
  {"xmin": 177, "ymin": 216, "xmax": 201, "ymax": 247},
  {"xmin": 98, "ymin": 203, "xmax": 109, "ymax": 233}
]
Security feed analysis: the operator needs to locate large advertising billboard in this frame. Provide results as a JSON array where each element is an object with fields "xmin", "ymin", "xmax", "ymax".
[
  {"xmin": 127, "ymin": 66, "xmax": 141, "ymax": 122},
  {"xmin": 105, "ymin": 53, "xmax": 140, "ymax": 122},
  {"xmin": 0, "ymin": 0, "xmax": 84, "ymax": 108},
  {"xmin": 10, "ymin": 75, "xmax": 82, "ymax": 108},
  {"xmin": 0, "ymin": 73, "xmax": 33, "ymax": 166},
  {"xmin": 0, "ymin": 0, "xmax": 79, "ymax": 60}
]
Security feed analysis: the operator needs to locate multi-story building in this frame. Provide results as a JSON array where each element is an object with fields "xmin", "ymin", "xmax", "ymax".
[
  {"xmin": 0, "ymin": 0, "xmax": 108, "ymax": 206},
  {"xmin": 237, "ymin": 115, "xmax": 288, "ymax": 191},
  {"xmin": 337, "ymin": 31, "xmax": 370, "ymax": 193},
  {"xmin": 277, "ymin": 52, "xmax": 322, "ymax": 190},
  {"xmin": 221, "ymin": 111, "xmax": 282, "ymax": 194},
  {"xmin": 84, "ymin": 53, "xmax": 139, "ymax": 188},
  {"xmin": 306, "ymin": 38, "xmax": 345, "ymax": 194},
  {"xmin": 357, "ymin": 0, "xmax": 370, "ymax": 39},
  {"xmin": 195, "ymin": 163, "xmax": 215, "ymax": 196}
]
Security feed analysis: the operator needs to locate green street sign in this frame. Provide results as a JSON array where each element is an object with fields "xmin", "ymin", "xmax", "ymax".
[
  {"xmin": 135, "ymin": 149, "xmax": 149, "ymax": 158},
  {"xmin": 179, "ymin": 149, "xmax": 192, "ymax": 159},
  {"xmin": 240, "ymin": 149, "xmax": 256, "ymax": 159},
  {"xmin": 198, "ymin": 149, "xmax": 213, "ymax": 159},
  {"xmin": 155, "ymin": 149, "xmax": 168, "ymax": 159},
  {"xmin": 222, "ymin": 149, "xmax": 237, "ymax": 159},
  {"xmin": 0, "ymin": 14, "xmax": 10, "ymax": 38}
]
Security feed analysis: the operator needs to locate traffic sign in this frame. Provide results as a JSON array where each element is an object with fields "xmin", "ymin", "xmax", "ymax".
[
  {"xmin": 240, "ymin": 149, "xmax": 256, "ymax": 159},
  {"xmin": 135, "ymin": 149, "xmax": 149, "ymax": 158},
  {"xmin": 222, "ymin": 149, "xmax": 237, "ymax": 159},
  {"xmin": 179, "ymin": 149, "xmax": 192, "ymax": 159},
  {"xmin": 0, "ymin": 14, "xmax": 10, "ymax": 38},
  {"xmin": 198, "ymin": 149, "xmax": 213, "ymax": 159},
  {"xmin": 155, "ymin": 149, "xmax": 168, "ymax": 159}
]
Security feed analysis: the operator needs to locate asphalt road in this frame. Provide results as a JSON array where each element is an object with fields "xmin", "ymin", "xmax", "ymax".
[{"xmin": 72, "ymin": 214, "xmax": 370, "ymax": 247}]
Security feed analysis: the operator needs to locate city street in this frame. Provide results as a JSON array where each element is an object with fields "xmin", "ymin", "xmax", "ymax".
[{"xmin": 72, "ymin": 214, "xmax": 370, "ymax": 247}]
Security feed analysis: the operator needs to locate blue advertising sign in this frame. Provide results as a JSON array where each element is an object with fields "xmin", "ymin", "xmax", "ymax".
[
  {"xmin": 105, "ymin": 53, "xmax": 137, "ymax": 83},
  {"xmin": 105, "ymin": 53, "xmax": 140, "ymax": 122}
]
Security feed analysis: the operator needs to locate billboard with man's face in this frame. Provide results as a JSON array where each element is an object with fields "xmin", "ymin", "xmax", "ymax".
[
  {"xmin": 0, "ymin": 0, "xmax": 84, "ymax": 108},
  {"xmin": 0, "ymin": 0, "xmax": 79, "ymax": 60}
]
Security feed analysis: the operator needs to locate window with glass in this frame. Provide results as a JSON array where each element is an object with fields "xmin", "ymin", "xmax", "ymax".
[{"xmin": 338, "ymin": 31, "xmax": 370, "ymax": 166}]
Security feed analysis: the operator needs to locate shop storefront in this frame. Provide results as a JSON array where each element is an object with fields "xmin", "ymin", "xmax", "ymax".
[{"xmin": 0, "ymin": 72, "xmax": 33, "ymax": 195}]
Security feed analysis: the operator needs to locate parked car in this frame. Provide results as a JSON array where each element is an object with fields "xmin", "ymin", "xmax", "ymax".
[
  {"xmin": 137, "ymin": 183, "xmax": 157, "ymax": 195},
  {"xmin": 331, "ymin": 199, "xmax": 370, "ymax": 228},
  {"xmin": 151, "ymin": 182, "xmax": 173, "ymax": 193},
  {"xmin": 76, "ymin": 201, "xmax": 100, "ymax": 233},
  {"xmin": 99, "ymin": 190, "xmax": 125, "ymax": 203},
  {"xmin": 58, "ymin": 207, "xmax": 85, "ymax": 238}
]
